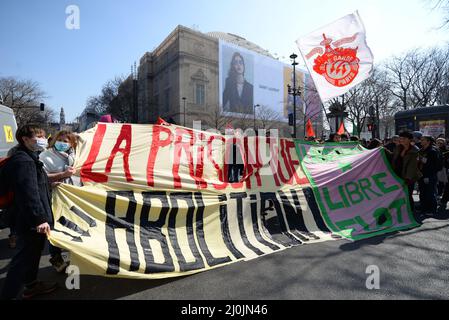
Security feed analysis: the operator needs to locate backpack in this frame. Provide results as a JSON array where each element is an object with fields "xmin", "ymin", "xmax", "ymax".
[{"xmin": 0, "ymin": 157, "xmax": 14, "ymax": 209}]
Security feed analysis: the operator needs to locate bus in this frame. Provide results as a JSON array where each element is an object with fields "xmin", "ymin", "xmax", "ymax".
[{"xmin": 394, "ymin": 105, "xmax": 449, "ymax": 138}]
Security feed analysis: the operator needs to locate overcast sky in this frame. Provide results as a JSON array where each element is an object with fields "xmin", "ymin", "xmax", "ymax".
[{"xmin": 0, "ymin": 0, "xmax": 447, "ymax": 121}]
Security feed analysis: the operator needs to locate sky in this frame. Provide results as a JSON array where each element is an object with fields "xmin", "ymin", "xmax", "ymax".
[{"xmin": 0, "ymin": 0, "xmax": 447, "ymax": 122}]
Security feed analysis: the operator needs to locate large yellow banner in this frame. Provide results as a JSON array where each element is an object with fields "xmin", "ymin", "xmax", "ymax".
[{"xmin": 49, "ymin": 123, "xmax": 338, "ymax": 279}]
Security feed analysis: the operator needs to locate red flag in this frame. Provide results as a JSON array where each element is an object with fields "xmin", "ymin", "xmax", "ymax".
[
  {"xmin": 337, "ymin": 122, "xmax": 345, "ymax": 135},
  {"xmin": 306, "ymin": 119, "xmax": 316, "ymax": 138},
  {"xmin": 156, "ymin": 117, "xmax": 170, "ymax": 126}
]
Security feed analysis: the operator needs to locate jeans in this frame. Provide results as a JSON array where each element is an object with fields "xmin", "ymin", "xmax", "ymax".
[
  {"xmin": 0, "ymin": 231, "xmax": 46, "ymax": 299},
  {"xmin": 418, "ymin": 176, "xmax": 438, "ymax": 214}
]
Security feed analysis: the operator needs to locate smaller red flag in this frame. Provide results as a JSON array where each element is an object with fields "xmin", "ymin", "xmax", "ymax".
[
  {"xmin": 306, "ymin": 119, "xmax": 316, "ymax": 138},
  {"xmin": 337, "ymin": 122, "xmax": 345, "ymax": 135},
  {"xmin": 156, "ymin": 117, "xmax": 170, "ymax": 126}
]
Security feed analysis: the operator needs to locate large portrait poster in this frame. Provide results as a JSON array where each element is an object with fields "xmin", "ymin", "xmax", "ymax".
[{"xmin": 219, "ymin": 40, "xmax": 306, "ymax": 121}]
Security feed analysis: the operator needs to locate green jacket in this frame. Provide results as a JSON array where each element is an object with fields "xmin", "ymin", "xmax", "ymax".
[{"xmin": 393, "ymin": 145, "xmax": 423, "ymax": 183}]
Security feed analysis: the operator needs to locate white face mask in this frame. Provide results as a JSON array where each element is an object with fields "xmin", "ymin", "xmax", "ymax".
[{"xmin": 35, "ymin": 137, "xmax": 48, "ymax": 152}]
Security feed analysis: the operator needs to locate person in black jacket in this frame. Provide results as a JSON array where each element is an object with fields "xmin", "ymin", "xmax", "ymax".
[
  {"xmin": 417, "ymin": 136, "xmax": 440, "ymax": 215},
  {"xmin": 437, "ymin": 138, "xmax": 449, "ymax": 213},
  {"xmin": 0, "ymin": 124, "xmax": 57, "ymax": 300},
  {"xmin": 222, "ymin": 52, "xmax": 254, "ymax": 114}
]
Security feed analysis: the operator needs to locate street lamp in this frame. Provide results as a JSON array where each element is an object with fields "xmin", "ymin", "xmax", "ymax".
[
  {"xmin": 253, "ymin": 104, "xmax": 260, "ymax": 132},
  {"xmin": 182, "ymin": 97, "xmax": 186, "ymax": 127},
  {"xmin": 287, "ymin": 53, "xmax": 301, "ymax": 139}
]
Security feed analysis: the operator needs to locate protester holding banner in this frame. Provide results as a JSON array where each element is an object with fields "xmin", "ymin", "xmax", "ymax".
[
  {"xmin": 0, "ymin": 124, "xmax": 57, "ymax": 300},
  {"xmin": 367, "ymin": 139, "xmax": 383, "ymax": 150},
  {"xmin": 392, "ymin": 131, "xmax": 422, "ymax": 214},
  {"xmin": 5, "ymin": 128, "xmax": 47, "ymax": 250},
  {"xmin": 222, "ymin": 52, "xmax": 254, "ymax": 114},
  {"xmin": 40, "ymin": 130, "xmax": 77, "ymax": 186},
  {"xmin": 39, "ymin": 130, "xmax": 78, "ymax": 273}
]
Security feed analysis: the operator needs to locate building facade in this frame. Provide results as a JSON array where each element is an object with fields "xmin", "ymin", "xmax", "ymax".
[{"xmin": 135, "ymin": 25, "xmax": 322, "ymax": 137}]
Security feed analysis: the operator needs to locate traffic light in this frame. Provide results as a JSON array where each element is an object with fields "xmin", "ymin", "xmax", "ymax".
[
  {"xmin": 40, "ymin": 103, "xmax": 45, "ymax": 111},
  {"xmin": 367, "ymin": 123, "xmax": 373, "ymax": 132}
]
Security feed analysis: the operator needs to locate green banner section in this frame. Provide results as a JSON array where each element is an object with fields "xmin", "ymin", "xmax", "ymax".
[{"xmin": 295, "ymin": 142, "xmax": 419, "ymax": 241}]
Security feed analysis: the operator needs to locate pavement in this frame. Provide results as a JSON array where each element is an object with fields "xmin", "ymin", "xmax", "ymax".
[{"xmin": 1, "ymin": 196, "xmax": 448, "ymax": 300}]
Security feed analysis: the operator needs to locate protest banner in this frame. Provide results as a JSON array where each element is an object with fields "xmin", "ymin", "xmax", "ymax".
[{"xmin": 48, "ymin": 124, "xmax": 417, "ymax": 278}]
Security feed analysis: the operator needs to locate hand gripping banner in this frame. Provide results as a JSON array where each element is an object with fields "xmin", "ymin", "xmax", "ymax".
[{"xmin": 48, "ymin": 124, "xmax": 417, "ymax": 279}]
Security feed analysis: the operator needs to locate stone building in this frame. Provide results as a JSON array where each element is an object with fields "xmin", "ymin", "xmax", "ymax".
[
  {"xmin": 132, "ymin": 25, "xmax": 323, "ymax": 137},
  {"xmin": 94, "ymin": 26, "xmax": 323, "ymax": 137}
]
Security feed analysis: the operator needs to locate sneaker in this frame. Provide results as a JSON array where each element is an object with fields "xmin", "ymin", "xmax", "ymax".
[
  {"xmin": 49, "ymin": 254, "xmax": 69, "ymax": 273},
  {"xmin": 22, "ymin": 281, "xmax": 57, "ymax": 300},
  {"xmin": 8, "ymin": 235, "xmax": 17, "ymax": 249}
]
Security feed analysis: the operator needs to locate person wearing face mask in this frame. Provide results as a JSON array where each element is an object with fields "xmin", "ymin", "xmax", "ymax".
[
  {"xmin": 0, "ymin": 124, "xmax": 57, "ymax": 300},
  {"xmin": 5, "ymin": 128, "xmax": 47, "ymax": 250},
  {"xmin": 39, "ymin": 131, "xmax": 77, "ymax": 185},
  {"xmin": 39, "ymin": 130, "xmax": 77, "ymax": 273}
]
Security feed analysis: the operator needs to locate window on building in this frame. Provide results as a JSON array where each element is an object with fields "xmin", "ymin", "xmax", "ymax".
[{"xmin": 195, "ymin": 83, "xmax": 205, "ymax": 106}]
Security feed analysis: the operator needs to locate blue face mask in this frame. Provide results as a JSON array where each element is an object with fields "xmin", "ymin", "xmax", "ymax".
[{"xmin": 54, "ymin": 141, "xmax": 71, "ymax": 152}]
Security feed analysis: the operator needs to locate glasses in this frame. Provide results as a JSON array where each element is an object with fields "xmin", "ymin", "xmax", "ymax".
[{"xmin": 233, "ymin": 59, "xmax": 244, "ymax": 65}]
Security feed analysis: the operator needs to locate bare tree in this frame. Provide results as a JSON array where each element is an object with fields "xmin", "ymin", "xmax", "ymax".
[
  {"xmin": 385, "ymin": 46, "xmax": 449, "ymax": 109},
  {"xmin": 409, "ymin": 47, "xmax": 449, "ymax": 107},
  {"xmin": 256, "ymin": 105, "xmax": 282, "ymax": 130},
  {"xmin": 84, "ymin": 75, "xmax": 132, "ymax": 121},
  {"xmin": 428, "ymin": 0, "xmax": 449, "ymax": 27},
  {"xmin": 0, "ymin": 76, "xmax": 54, "ymax": 127},
  {"xmin": 343, "ymin": 85, "xmax": 371, "ymax": 136},
  {"xmin": 385, "ymin": 49, "xmax": 424, "ymax": 110},
  {"xmin": 110, "ymin": 76, "xmax": 133, "ymax": 122},
  {"xmin": 231, "ymin": 107, "xmax": 255, "ymax": 131},
  {"xmin": 204, "ymin": 105, "xmax": 229, "ymax": 132}
]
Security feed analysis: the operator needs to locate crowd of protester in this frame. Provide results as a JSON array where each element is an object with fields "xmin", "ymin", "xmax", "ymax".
[
  {"xmin": 306, "ymin": 131, "xmax": 449, "ymax": 218},
  {"xmin": 1, "ymin": 120, "xmax": 448, "ymax": 300}
]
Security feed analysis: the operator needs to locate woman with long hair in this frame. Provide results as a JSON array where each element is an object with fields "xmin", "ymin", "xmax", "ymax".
[
  {"xmin": 222, "ymin": 52, "xmax": 254, "ymax": 114},
  {"xmin": 39, "ymin": 130, "xmax": 78, "ymax": 273}
]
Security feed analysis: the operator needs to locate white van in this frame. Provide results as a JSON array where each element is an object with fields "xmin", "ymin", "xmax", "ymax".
[{"xmin": 0, "ymin": 104, "xmax": 18, "ymax": 157}]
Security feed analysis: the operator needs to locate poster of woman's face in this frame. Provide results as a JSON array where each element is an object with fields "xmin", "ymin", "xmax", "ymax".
[{"xmin": 221, "ymin": 46, "xmax": 254, "ymax": 114}]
